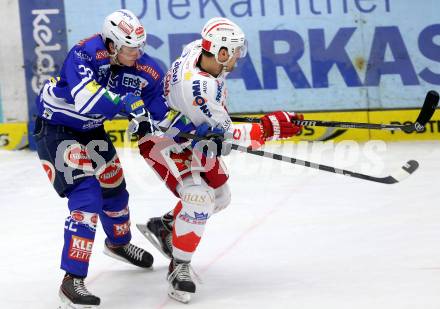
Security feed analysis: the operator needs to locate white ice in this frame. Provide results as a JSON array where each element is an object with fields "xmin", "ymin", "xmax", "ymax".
[{"xmin": 1, "ymin": 141, "xmax": 439, "ymax": 309}]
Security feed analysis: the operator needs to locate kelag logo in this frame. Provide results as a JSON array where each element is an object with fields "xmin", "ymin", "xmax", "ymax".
[{"xmin": 19, "ymin": 1, "xmax": 68, "ymax": 123}]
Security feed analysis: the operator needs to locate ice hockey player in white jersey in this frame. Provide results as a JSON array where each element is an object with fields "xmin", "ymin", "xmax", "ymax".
[{"xmin": 136, "ymin": 17, "xmax": 303, "ymax": 303}]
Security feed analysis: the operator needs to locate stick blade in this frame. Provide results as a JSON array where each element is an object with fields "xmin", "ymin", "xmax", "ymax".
[
  {"xmin": 382, "ymin": 160, "xmax": 419, "ymax": 184},
  {"xmin": 415, "ymin": 90, "xmax": 439, "ymax": 130}
]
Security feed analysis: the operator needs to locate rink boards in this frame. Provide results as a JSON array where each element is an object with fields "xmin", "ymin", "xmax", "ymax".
[{"xmin": 1, "ymin": 109, "xmax": 439, "ymax": 150}]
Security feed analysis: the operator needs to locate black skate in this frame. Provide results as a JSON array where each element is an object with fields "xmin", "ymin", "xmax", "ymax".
[
  {"xmin": 167, "ymin": 259, "xmax": 196, "ymax": 304},
  {"xmin": 58, "ymin": 274, "xmax": 100, "ymax": 308},
  {"xmin": 136, "ymin": 214, "xmax": 173, "ymax": 259},
  {"xmin": 103, "ymin": 240, "xmax": 154, "ymax": 268}
]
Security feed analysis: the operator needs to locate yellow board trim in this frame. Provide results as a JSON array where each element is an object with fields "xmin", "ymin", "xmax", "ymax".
[
  {"xmin": 0, "ymin": 123, "xmax": 28, "ymax": 150},
  {"xmin": 241, "ymin": 109, "xmax": 440, "ymax": 143},
  {"xmin": 1, "ymin": 109, "xmax": 438, "ymax": 150}
]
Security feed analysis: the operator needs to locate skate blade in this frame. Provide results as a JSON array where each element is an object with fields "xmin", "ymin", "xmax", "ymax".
[
  {"xmin": 136, "ymin": 223, "xmax": 171, "ymax": 260},
  {"xmin": 168, "ymin": 286, "xmax": 192, "ymax": 304},
  {"xmin": 103, "ymin": 245, "xmax": 153, "ymax": 270},
  {"xmin": 58, "ymin": 289, "xmax": 98, "ymax": 309}
]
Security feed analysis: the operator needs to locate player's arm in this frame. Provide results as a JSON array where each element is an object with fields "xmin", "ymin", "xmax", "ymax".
[
  {"xmin": 133, "ymin": 70, "xmax": 196, "ymax": 139},
  {"xmin": 140, "ymin": 72, "xmax": 169, "ymax": 122},
  {"xmin": 63, "ymin": 48, "xmax": 124, "ymax": 119}
]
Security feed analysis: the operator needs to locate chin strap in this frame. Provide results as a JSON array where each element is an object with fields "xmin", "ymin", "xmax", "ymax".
[{"xmin": 109, "ymin": 49, "xmax": 122, "ymax": 66}]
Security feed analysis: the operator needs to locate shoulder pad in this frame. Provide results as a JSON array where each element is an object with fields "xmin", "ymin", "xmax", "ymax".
[{"xmin": 75, "ymin": 34, "xmax": 109, "ymax": 63}]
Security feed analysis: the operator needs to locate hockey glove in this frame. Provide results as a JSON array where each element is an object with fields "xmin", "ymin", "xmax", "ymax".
[
  {"xmin": 121, "ymin": 93, "xmax": 147, "ymax": 118},
  {"xmin": 260, "ymin": 111, "xmax": 304, "ymax": 140},
  {"xmin": 167, "ymin": 118, "xmax": 196, "ymax": 143},
  {"xmin": 191, "ymin": 123, "xmax": 232, "ymax": 157},
  {"xmin": 128, "ymin": 111, "xmax": 155, "ymax": 137}
]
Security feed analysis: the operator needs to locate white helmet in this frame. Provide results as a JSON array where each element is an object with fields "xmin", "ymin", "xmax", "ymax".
[
  {"xmin": 201, "ymin": 17, "xmax": 247, "ymax": 64},
  {"xmin": 101, "ymin": 9, "xmax": 146, "ymax": 52}
]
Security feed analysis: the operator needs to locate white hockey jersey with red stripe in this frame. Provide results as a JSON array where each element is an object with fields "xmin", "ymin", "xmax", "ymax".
[{"xmin": 163, "ymin": 40, "xmax": 264, "ymax": 147}]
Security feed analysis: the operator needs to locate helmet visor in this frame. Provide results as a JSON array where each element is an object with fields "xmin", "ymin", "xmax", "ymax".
[{"xmin": 234, "ymin": 39, "xmax": 248, "ymax": 59}]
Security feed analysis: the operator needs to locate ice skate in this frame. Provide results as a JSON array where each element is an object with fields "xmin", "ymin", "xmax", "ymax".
[
  {"xmin": 58, "ymin": 274, "xmax": 100, "ymax": 308},
  {"xmin": 136, "ymin": 214, "xmax": 173, "ymax": 259},
  {"xmin": 103, "ymin": 240, "xmax": 154, "ymax": 268},
  {"xmin": 167, "ymin": 259, "xmax": 196, "ymax": 304}
]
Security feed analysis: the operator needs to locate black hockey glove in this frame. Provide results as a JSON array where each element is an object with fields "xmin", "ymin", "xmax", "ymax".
[{"xmin": 128, "ymin": 112, "xmax": 155, "ymax": 138}]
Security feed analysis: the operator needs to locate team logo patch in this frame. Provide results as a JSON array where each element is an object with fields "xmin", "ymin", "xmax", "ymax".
[
  {"xmin": 164, "ymin": 72, "xmax": 171, "ymax": 96},
  {"xmin": 135, "ymin": 26, "xmax": 144, "ymax": 37},
  {"xmin": 184, "ymin": 71, "xmax": 193, "ymax": 81},
  {"xmin": 74, "ymin": 50, "xmax": 92, "ymax": 62},
  {"xmin": 68, "ymin": 235, "xmax": 94, "ymax": 262},
  {"xmin": 233, "ymin": 128, "xmax": 242, "ymax": 140},
  {"xmin": 170, "ymin": 149, "xmax": 193, "ymax": 173},
  {"xmin": 216, "ymin": 80, "xmax": 224, "ymax": 102},
  {"xmin": 71, "ymin": 211, "xmax": 84, "ymax": 222},
  {"xmin": 178, "ymin": 212, "xmax": 208, "ymax": 225},
  {"xmin": 113, "ymin": 220, "xmax": 130, "ymax": 237},
  {"xmin": 122, "ymin": 73, "xmax": 148, "ymax": 90},
  {"xmin": 63, "ymin": 144, "xmax": 94, "ymax": 172},
  {"xmin": 70, "ymin": 211, "xmax": 98, "ymax": 229},
  {"xmin": 171, "ymin": 61, "xmax": 181, "ymax": 84},
  {"xmin": 96, "ymin": 49, "xmax": 109, "ymax": 60},
  {"xmin": 192, "ymin": 80, "xmax": 212, "ymax": 117},
  {"xmin": 135, "ymin": 63, "xmax": 160, "ymax": 80},
  {"xmin": 41, "ymin": 160, "xmax": 55, "ymax": 184},
  {"xmin": 85, "ymin": 80, "xmax": 101, "ymax": 94},
  {"xmin": 96, "ymin": 156, "xmax": 124, "ymax": 188},
  {"xmin": 104, "ymin": 206, "xmax": 129, "ymax": 218},
  {"xmin": 118, "ymin": 20, "xmax": 133, "ymax": 35},
  {"xmin": 194, "ymin": 212, "xmax": 209, "ymax": 220},
  {"xmin": 181, "ymin": 193, "xmax": 213, "ymax": 205}
]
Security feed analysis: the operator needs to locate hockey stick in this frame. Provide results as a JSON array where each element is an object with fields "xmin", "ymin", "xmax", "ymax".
[
  {"xmin": 132, "ymin": 121, "xmax": 418, "ymax": 184},
  {"xmin": 230, "ymin": 90, "xmax": 440, "ymax": 132},
  {"xmin": 171, "ymin": 130, "xmax": 419, "ymax": 184}
]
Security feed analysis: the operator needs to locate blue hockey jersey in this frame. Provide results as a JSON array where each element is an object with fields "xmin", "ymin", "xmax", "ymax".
[{"xmin": 35, "ymin": 34, "xmax": 168, "ymax": 131}]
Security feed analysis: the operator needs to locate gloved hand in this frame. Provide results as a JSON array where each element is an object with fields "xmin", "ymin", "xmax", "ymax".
[
  {"xmin": 260, "ymin": 111, "xmax": 303, "ymax": 140},
  {"xmin": 128, "ymin": 111, "xmax": 155, "ymax": 137},
  {"xmin": 121, "ymin": 93, "xmax": 146, "ymax": 117},
  {"xmin": 191, "ymin": 123, "xmax": 231, "ymax": 157}
]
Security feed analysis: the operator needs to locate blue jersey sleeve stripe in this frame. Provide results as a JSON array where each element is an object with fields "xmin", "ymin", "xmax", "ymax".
[
  {"xmin": 75, "ymin": 82, "xmax": 103, "ymax": 112},
  {"xmin": 71, "ymin": 76, "xmax": 92, "ymax": 98},
  {"xmin": 41, "ymin": 84, "xmax": 78, "ymax": 112},
  {"xmin": 79, "ymin": 87, "xmax": 106, "ymax": 114},
  {"xmin": 43, "ymin": 101, "xmax": 99, "ymax": 121}
]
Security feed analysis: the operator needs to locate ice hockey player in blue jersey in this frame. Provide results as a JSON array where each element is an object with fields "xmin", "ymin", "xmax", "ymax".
[{"xmin": 33, "ymin": 9, "xmax": 168, "ymax": 308}]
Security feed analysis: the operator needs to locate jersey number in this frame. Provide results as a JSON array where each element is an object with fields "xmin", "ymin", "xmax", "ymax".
[{"xmin": 78, "ymin": 65, "xmax": 93, "ymax": 79}]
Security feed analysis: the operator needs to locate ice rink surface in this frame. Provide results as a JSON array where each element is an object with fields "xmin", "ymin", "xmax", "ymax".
[{"xmin": 1, "ymin": 141, "xmax": 439, "ymax": 309}]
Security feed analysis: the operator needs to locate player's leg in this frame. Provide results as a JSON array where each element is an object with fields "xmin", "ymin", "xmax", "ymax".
[
  {"xmin": 137, "ymin": 140, "xmax": 228, "ymax": 302},
  {"xmin": 90, "ymin": 129, "xmax": 153, "ymax": 268},
  {"xmin": 213, "ymin": 182, "xmax": 231, "ymax": 213},
  {"xmin": 202, "ymin": 156, "xmax": 230, "ymax": 213},
  {"xmin": 61, "ymin": 177, "xmax": 102, "ymax": 307},
  {"xmin": 100, "ymin": 188, "xmax": 154, "ymax": 268},
  {"xmin": 138, "ymin": 141, "xmax": 230, "ymax": 248},
  {"xmin": 136, "ymin": 139, "xmax": 193, "ymax": 259},
  {"xmin": 34, "ymin": 118, "xmax": 101, "ymax": 307},
  {"xmin": 166, "ymin": 175, "xmax": 215, "ymax": 303},
  {"xmin": 166, "ymin": 155, "xmax": 230, "ymax": 302}
]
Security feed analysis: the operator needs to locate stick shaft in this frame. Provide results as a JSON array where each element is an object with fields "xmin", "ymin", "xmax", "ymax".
[{"xmin": 230, "ymin": 116, "xmax": 411, "ymax": 131}]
